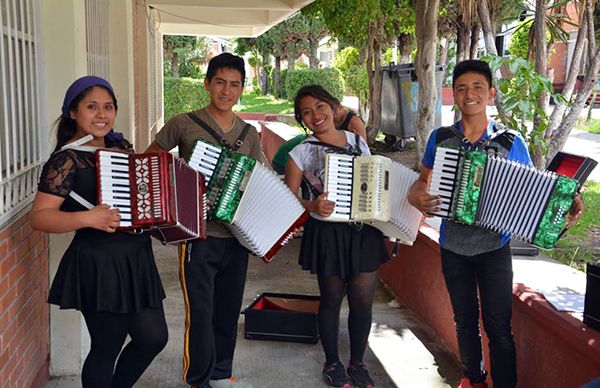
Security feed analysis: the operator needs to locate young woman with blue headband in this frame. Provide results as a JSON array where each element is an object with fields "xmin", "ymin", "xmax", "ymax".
[{"xmin": 28, "ymin": 76, "xmax": 167, "ymax": 388}]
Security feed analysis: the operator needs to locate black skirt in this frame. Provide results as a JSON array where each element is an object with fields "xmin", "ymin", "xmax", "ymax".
[
  {"xmin": 48, "ymin": 229, "xmax": 166, "ymax": 313},
  {"xmin": 298, "ymin": 217, "xmax": 390, "ymax": 278}
]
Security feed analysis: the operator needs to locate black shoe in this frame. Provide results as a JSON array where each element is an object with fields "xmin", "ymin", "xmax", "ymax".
[
  {"xmin": 347, "ymin": 361, "xmax": 375, "ymax": 388},
  {"xmin": 322, "ymin": 361, "xmax": 352, "ymax": 387}
]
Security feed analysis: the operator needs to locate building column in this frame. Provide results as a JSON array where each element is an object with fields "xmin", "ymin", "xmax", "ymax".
[{"xmin": 38, "ymin": 0, "xmax": 89, "ymax": 376}]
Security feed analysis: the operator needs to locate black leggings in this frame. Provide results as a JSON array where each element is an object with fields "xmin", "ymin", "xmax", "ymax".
[
  {"xmin": 317, "ymin": 271, "xmax": 379, "ymax": 365},
  {"xmin": 81, "ymin": 306, "xmax": 168, "ymax": 388}
]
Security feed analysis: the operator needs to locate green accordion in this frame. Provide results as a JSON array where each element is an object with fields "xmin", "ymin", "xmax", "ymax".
[
  {"xmin": 186, "ymin": 139, "xmax": 309, "ymax": 262},
  {"xmin": 429, "ymin": 147, "xmax": 579, "ymax": 249}
]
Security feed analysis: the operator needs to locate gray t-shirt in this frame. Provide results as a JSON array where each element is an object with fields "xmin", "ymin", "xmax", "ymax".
[{"xmin": 155, "ymin": 107, "xmax": 268, "ymax": 238}]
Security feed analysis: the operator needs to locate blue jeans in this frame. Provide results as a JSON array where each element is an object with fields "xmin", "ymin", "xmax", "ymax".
[{"xmin": 441, "ymin": 244, "xmax": 516, "ymax": 388}]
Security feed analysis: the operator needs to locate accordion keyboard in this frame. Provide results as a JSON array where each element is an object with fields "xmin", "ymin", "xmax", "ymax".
[
  {"xmin": 429, "ymin": 147, "xmax": 461, "ymax": 218},
  {"xmin": 324, "ymin": 154, "xmax": 354, "ymax": 221},
  {"xmin": 188, "ymin": 141, "xmax": 222, "ymax": 185},
  {"xmin": 97, "ymin": 151, "xmax": 133, "ymax": 227}
]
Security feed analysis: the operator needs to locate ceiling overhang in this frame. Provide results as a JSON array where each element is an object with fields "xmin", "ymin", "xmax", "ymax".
[{"xmin": 148, "ymin": 0, "xmax": 315, "ymax": 37}]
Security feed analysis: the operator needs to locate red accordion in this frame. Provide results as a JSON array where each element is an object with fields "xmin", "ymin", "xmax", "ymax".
[{"xmin": 96, "ymin": 150, "xmax": 207, "ymax": 243}]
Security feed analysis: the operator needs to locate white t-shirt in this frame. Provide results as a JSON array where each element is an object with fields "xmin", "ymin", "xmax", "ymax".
[{"xmin": 288, "ymin": 131, "xmax": 370, "ymax": 218}]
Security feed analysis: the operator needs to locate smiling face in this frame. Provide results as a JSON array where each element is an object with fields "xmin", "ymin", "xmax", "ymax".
[
  {"xmin": 298, "ymin": 95, "xmax": 337, "ymax": 135},
  {"xmin": 205, "ymin": 67, "xmax": 243, "ymax": 113},
  {"xmin": 69, "ymin": 86, "xmax": 116, "ymax": 142},
  {"xmin": 453, "ymin": 71, "xmax": 495, "ymax": 118}
]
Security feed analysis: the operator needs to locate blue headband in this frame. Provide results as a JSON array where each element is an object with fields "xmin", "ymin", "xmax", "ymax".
[
  {"xmin": 61, "ymin": 76, "xmax": 114, "ymax": 119},
  {"xmin": 61, "ymin": 76, "xmax": 124, "ymax": 143}
]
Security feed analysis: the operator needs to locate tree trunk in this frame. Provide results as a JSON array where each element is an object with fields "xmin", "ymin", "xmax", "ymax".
[
  {"xmin": 415, "ymin": 0, "xmax": 440, "ymax": 164},
  {"xmin": 274, "ymin": 56, "xmax": 282, "ymax": 98},
  {"xmin": 288, "ymin": 56, "xmax": 296, "ymax": 72},
  {"xmin": 365, "ymin": 16, "xmax": 385, "ymax": 142},
  {"xmin": 547, "ymin": 47, "xmax": 600, "ymax": 164},
  {"xmin": 531, "ymin": 0, "xmax": 550, "ymax": 168},
  {"xmin": 546, "ymin": 13, "xmax": 587, "ymax": 140},
  {"xmin": 309, "ymin": 43, "xmax": 319, "ymax": 68},
  {"xmin": 470, "ymin": 25, "xmax": 480, "ymax": 59},
  {"xmin": 477, "ymin": 0, "xmax": 509, "ymax": 124},
  {"xmin": 261, "ymin": 51, "xmax": 269, "ymax": 95},
  {"xmin": 439, "ymin": 36, "xmax": 449, "ymax": 66},
  {"xmin": 456, "ymin": 18, "xmax": 470, "ymax": 63},
  {"xmin": 171, "ymin": 52, "xmax": 179, "ymax": 78}
]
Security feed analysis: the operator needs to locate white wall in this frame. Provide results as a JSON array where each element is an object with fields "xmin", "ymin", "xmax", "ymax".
[{"xmin": 39, "ymin": 0, "xmax": 90, "ymax": 376}]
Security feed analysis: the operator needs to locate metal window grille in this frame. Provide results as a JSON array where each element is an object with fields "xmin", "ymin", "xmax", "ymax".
[
  {"xmin": 85, "ymin": 0, "xmax": 109, "ymax": 77},
  {"xmin": 147, "ymin": 5, "xmax": 159, "ymax": 134},
  {"xmin": 0, "ymin": 0, "xmax": 42, "ymax": 227}
]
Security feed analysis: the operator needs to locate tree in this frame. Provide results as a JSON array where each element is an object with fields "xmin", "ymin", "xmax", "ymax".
[
  {"xmin": 333, "ymin": 47, "xmax": 369, "ymax": 110},
  {"xmin": 414, "ymin": 0, "xmax": 440, "ymax": 163},
  {"xmin": 163, "ymin": 35, "xmax": 210, "ymax": 78},
  {"xmin": 304, "ymin": 0, "xmax": 414, "ymax": 141},
  {"xmin": 545, "ymin": 0, "xmax": 600, "ymax": 165}
]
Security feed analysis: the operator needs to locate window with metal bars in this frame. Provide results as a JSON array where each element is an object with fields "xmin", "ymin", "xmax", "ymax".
[{"xmin": 0, "ymin": 0, "xmax": 42, "ymax": 227}]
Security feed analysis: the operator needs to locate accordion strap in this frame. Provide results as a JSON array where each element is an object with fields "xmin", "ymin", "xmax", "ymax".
[
  {"xmin": 450, "ymin": 121, "xmax": 510, "ymax": 152},
  {"xmin": 305, "ymin": 132, "xmax": 363, "ymax": 156},
  {"xmin": 186, "ymin": 112, "xmax": 251, "ymax": 151}
]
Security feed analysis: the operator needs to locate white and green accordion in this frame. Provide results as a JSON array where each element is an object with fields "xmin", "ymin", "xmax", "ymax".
[
  {"xmin": 428, "ymin": 146, "xmax": 580, "ymax": 249},
  {"xmin": 187, "ymin": 139, "xmax": 308, "ymax": 262},
  {"xmin": 322, "ymin": 153, "xmax": 422, "ymax": 245}
]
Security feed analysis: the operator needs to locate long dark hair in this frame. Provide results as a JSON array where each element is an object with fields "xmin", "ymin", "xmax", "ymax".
[
  {"xmin": 293, "ymin": 84, "xmax": 341, "ymax": 131},
  {"xmin": 53, "ymin": 85, "xmax": 118, "ymax": 152}
]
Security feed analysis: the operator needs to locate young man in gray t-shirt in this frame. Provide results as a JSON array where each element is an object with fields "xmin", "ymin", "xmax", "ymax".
[{"xmin": 146, "ymin": 53, "xmax": 266, "ymax": 388}]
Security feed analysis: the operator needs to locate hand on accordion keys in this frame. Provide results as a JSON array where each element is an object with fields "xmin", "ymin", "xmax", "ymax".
[
  {"xmin": 408, "ymin": 188, "xmax": 442, "ymax": 217},
  {"xmin": 308, "ymin": 192, "xmax": 336, "ymax": 218},
  {"xmin": 565, "ymin": 193, "xmax": 585, "ymax": 228},
  {"xmin": 85, "ymin": 204, "xmax": 121, "ymax": 233}
]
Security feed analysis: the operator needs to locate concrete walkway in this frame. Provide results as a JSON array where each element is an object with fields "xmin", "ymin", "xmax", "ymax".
[{"xmin": 45, "ymin": 237, "xmax": 461, "ymax": 388}]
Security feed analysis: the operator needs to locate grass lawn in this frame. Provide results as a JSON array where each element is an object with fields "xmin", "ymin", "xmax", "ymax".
[
  {"xmin": 234, "ymin": 91, "xmax": 293, "ymax": 114},
  {"xmin": 576, "ymin": 118, "xmax": 600, "ymax": 134},
  {"xmin": 545, "ymin": 181, "xmax": 600, "ymax": 271}
]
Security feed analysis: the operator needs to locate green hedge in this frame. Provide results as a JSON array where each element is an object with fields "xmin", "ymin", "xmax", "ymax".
[
  {"xmin": 164, "ymin": 77, "xmax": 210, "ymax": 122},
  {"xmin": 285, "ymin": 68, "xmax": 344, "ymax": 102}
]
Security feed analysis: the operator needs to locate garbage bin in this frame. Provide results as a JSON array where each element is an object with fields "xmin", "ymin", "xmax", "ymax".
[{"xmin": 380, "ymin": 63, "xmax": 445, "ymax": 147}]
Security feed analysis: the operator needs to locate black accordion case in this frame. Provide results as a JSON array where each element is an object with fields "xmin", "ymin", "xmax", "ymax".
[
  {"xmin": 584, "ymin": 262, "xmax": 600, "ymax": 331},
  {"xmin": 242, "ymin": 292, "xmax": 320, "ymax": 344},
  {"xmin": 547, "ymin": 152, "xmax": 598, "ymax": 187}
]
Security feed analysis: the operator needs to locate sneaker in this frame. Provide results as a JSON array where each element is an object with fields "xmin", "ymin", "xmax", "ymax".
[
  {"xmin": 457, "ymin": 377, "xmax": 487, "ymax": 388},
  {"xmin": 322, "ymin": 361, "xmax": 352, "ymax": 387},
  {"xmin": 347, "ymin": 361, "xmax": 375, "ymax": 388},
  {"xmin": 209, "ymin": 377, "xmax": 253, "ymax": 388}
]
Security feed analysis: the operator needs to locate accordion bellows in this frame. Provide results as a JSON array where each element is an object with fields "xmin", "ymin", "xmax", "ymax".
[
  {"xmin": 323, "ymin": 153, "xmax": 422, "ymax": 245},
  {"xmin": 96, "ymin": 150, "xmax": 207, "ymax": 243},
  {"xmin": 429, "ymin": 147, "xmax": 579, "ymax": 249},
  {"xmin": 188, "ymin": 139, "xmax": 308, "ymax": 262}
]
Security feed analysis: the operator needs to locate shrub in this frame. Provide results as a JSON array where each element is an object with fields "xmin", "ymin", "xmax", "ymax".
[
  {"xmin": 285, "ymin": 68, "xmax": 344, "ymax": 102},
  {"xmin": 163, "ymin": 77, "xmax": 210, "ymax": 122},
  {"xmin": 333, "ymin": 47, "xmax": 368, "ymax": 99}
]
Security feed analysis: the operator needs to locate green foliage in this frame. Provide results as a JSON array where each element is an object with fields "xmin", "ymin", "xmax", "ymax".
[
  {"xmin": 234, "ymin": 92, "xmax": 294, "ymax": 114},
  {"xmin": 577, "ymin": 118, "xmax": 600, "ymax": 134},
  {"xmin": 304, "ymin": 0, "xmax": 413, "ymax": 48},
  {"xmin": 285, "ymin": 68, "xmax": 344, "ymax": 102},
  {"xmin": 163, "ymin": 35, "xmax": 210, "ymax": 79},
  {"xmin": 545, "ymin": 181, "xmax": 600, "ymax": 271},
  {"xmin": 485, "ymin": 54, "xmax": 567, "ymax": 157},
  {"xmin": 163, "ymin": 77, "xmax": 210, "ymax": 122},
  {"xmin": 508, "ymin": 18, "xmax": 551, "ymax": 60},
  {"xmin": 333, "ymin": 47, "xmax": 368, "ymax": 98}
]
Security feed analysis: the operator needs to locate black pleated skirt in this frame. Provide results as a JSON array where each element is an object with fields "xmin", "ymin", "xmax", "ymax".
[
  {"xmin": 298, "ymin": 217, "xmax": 390, "ymax": 278},
  {"xmin": 48, "ymin": 229, "xmax": 166, "ymax": 313}
]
